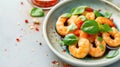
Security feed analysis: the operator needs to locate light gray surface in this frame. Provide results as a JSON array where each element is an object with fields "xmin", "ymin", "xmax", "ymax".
[{"xmin": 0, "ymin": 0, "xmax": 120, "ymax": 67}]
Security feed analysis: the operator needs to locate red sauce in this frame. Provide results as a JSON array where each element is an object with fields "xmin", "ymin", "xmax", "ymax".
[{"xmin": 31, "ymin": 0, "xmax": 59, "ymax": 8}]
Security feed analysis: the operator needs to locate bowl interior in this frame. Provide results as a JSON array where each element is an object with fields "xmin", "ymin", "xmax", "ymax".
[{"xmin": 44, "ymin": 0, "xmax": 120, "ymax": 66}]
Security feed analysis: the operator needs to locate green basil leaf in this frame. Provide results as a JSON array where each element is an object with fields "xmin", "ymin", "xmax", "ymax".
[
  {"xmin": 99, "ymin": 44, "xmax": 104, "ymax": 51},
  {"xmin": 101, "ymin": 24, "xmax": 112, "ymax": 32},
  {"xmin": 61, "ymin": 13, "xmax": 72, "ymax": 18},
  {"xmin": 103, "ymin": 12, "xmax": 112, "ymax": 18},
  {"xmin": 106, "ymin": 49, "xmax": 119, "ymax": 58},
  {"xmin": 68, "ymin": 22, "xmax": 77, "ymax": 32},
  {"xmin": 30, "ymin": 7, "xmax": 44, "ymax": 17},
  {"xmin": 81, "ymin": 20, "xmax": 99, "ymax": 34},
  {"xmin": 98, "ymin": 36, "xmax": 103, "ymax": 41},
  {"xmin": 79, "ymin": 15, "xmax": 87, "ymax": 21},
  {"xmin": 63, "ymin": 34, "xmax": 78, "ymax": 46},
  {"xmin": 72, "ymin": 6, "xmax": 87, "ymax": 15},
  {"xmin": 94, "ymin": 10, "xmax": 102, "ymax": 17}
]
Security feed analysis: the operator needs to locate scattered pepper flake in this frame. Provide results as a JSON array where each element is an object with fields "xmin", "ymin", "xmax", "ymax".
[
  {"xmin": 25, "ymin": 19, "xmax": 29, "ymax": 23},
  {"xmin": 20, "ymin": 2, "xmax": 24, "ymax": 5},
  {"xmin": 52, "ymin": 60, "xmax": 59, "ymax": 65},
  {"xmin": 16, "ymin": 38, "xmax": 20, "ymax": 42},
  {"xmin": 4, "ymin": 49, "xmax": 7, "ymax": 52},
  {"xmin": 39, "ymin": 42, "xmax": 42, "ymax": 45},
  {"xmin": 62, "ymin": 63, "xmax": 72, "ymax": 67},
  {"xmin": 35, "ymin": 27, "xmax": 39, "ymax": 31},
  {"xmin": 62, "ymin": 50, "xmax": 66, "ymax": 52}
]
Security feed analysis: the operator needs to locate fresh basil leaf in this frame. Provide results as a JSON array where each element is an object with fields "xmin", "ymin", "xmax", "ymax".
[
  {"xmin": 61, "ymin": 13, "xmax": 72, "ymax": 18},
  {"xmin": 99, "ymin": 44, "xmax": 104, "ymax": 51},
  {"xmin": 68, "ymin": 22, "xmax": 77, "ymax": 32},
  {"xmin": 103, "ymin": 12, "xmax": 112, "ymax": 18},
  {"xmin": 81, "ymin": 20, "xmax": 99, "ymax": 34},
  {"xmin": 106, "ymin": 49, "xmax": 119, "ymax": 58},
  {"xmin": 72, "ymin": 6, "xmax": 87, "ymax": 15},
  {"xmin": 98, "ymin": 36, "xmax": 103, "ymax": 41},
  {"xmin": 94, "ymin": 10, "xmax": 102, "ymax": 17},
  {"xmin": 79, "ymin": 15, "xmax": 87, "ymax": 21},
  {"xmin": 30, "ymin": 7, "xmax": 44, "ymax": 17},
  {"xmin": 103, "ymin": 24, "xmax": 112, "ymax": 32},
  {"xmin": 63, "ymin": 34, "xmax": 78, "ymax": 46},
  {"xmin": 98, "ymin": 23, "xmax": 112, "ymax": 32}
]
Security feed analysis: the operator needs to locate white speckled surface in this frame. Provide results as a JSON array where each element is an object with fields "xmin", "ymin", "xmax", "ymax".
[{"xmin": 0, "ymin": 0, "xmax": 120, "ymax": 67}]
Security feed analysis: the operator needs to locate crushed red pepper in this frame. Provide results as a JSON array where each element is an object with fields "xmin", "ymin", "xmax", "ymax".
[
  {"xmin": 25, "ymin": 19, "xmax": 29, "ymax": 23},
  {"xmin": 52, "ymin": 60, "xmax": 59, "ymax": 65},
  {"xmin": 16, "ymin": 38, "xmax": 20, "ymax": 42}
]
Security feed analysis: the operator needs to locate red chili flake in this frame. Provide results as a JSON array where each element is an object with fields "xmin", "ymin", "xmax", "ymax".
[
  {"xmin": 62, "ymin": 50, "xmax": 66, "ymax": 52},
  {"xmin": 20, "ymin": 2, "xmax": 24, "ymax": 5},
  {"xmin": 25, "ymin": 19, "xmax": 29, "ymax": 23},
  {"xmin": 62, "ymin": 63, "xmax": 72, "ymax": 67},
  {"xmin": 35, "ymin": 27, "xmax": 39, "ymax": 31},
  {"xmin": 52, "ymin": 60, "xmax": 59, "ymax": 65},
  {"xmin": 16, "ymin": 38, "xmax": 20, "ymax": 42}
]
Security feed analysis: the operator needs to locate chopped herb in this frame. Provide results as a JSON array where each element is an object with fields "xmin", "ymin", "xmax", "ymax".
[
  {"xmin": 68, "ymin": 22, "xmax": 77, "ymax": 32},
  {"xmin": 98, "ymin": 36, "xmax": 103, "ymax": 41},
  {"xmin": 72, "ymin": 6, "xmax": 87, "ymax": 15},
  {"xmin": 94, "ymin": 10, "xmax": 102, "ymax": 17},
  {"xmin": 103, "ymin": 12, "xmax": 112, "ymax": 18},
  {"xmin": 106, "ymin": 49, "xmax": 119, "ymax": 58},
  {"xmin": 99, "ymin": 44, "xmax": 104, "ymax": 51},
  {"xmin": 61, "ymin": 13, "xmax": 72, "ymax": 18},
  {"xmin": 79, "ymin": 15, "xmax": 87, "ymax": 21}
]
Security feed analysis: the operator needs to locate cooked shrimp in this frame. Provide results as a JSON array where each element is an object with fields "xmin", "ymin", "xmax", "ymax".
[
  {"xmin": 95, "ymin": 17, "xmax": 116, "ymax": 27},
  {"xmin": 56, "ymin": 17, "xmax": 68, "ymax": 36},
  {"xmin": 89, "ymin": 36, "xmax": 106, "ymax": 57},
  {"xmin": 102, "ymin": 27, "xmax": 120, "ymax": 47},
  {"xmin": 67, "ymin": 15, "xmax": 79, "ymax": 25},
  {"xmin": 69, "ymin": 38, "xmax": 90, "ymax": 58},
  {"xmin": 83, "ymin": 11, "xmax": 95, "ymax": 20}
]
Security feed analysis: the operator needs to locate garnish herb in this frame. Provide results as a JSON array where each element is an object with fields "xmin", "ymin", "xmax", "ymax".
[
  {"xmin": 30, "ymin": 7, "xmax": 44, "ymax": 17},
  {"xmin": 72, "ymin": 6, "xmax": 87, "ymax": 15},
  {"xmin": 106, "ymin": 49, "xmax": 119, "ymax": 58},
  {"xmin": 81, "ymin": 20, "xmax": 99, "ymax": 34},
  {"xmin": 63, "ymin": 34, "xmax": 78, "ymax": 46},
  {"xmin": 61, "ymin": 13, "xmax": 72, "ymax": 18},
  {"xmin": 68, "ymin": 22, "xmax": 77, "ymax": 32}
]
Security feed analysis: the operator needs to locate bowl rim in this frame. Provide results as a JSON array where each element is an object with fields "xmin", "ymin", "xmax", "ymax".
[{"xmin": 43, "ymin": 0, "xmax": 120, "ymax": 66}]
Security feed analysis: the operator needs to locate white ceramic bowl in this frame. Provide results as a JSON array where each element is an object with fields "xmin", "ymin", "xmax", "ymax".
[{"xmin": 43, "ymin": 0, "xmax": 120, "ymax": 67}]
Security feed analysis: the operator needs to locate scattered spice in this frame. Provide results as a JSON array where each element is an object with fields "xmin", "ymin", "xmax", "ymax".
[
  {"xmin": 16, "ymin": 38, "xmax": 20, "ymax": 42},
  {"xmin": 35, "ymin": 27, "xmax": 39, "ymax": 31},
  {"xmin": 25, "ymin": 19, "xmax": 29, "ymax": 23},
  {"xmin": 20, "ymin": 2, "xmax": 24, "ymax": 5},
  {"xmin": 62, "ymin": 50, "xmax": 66, "ymax": 52},
  {"xmin": 52, "ymin": 60, "xmax": 59, "ymax": 65},
  {"xmin": 29, "ymin": 25, "xmax": 34, "ymax": 29},
  {"xmin": 62, "ymin": 63, "xmax": 72, "ymax": 67},
  {"xmin": 39, "ymin": 42, "xmax": 42, "ymax": 45}
]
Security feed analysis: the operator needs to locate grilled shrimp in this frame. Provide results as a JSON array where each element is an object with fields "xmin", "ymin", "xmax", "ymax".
[
  {"xmin": 95, "ymin": 17, "xmax": 116, "ymax": 27},
  {"xmin": 83, "ymin": 11, "xmax": 95, "ymax": 20},
  {"xmin": 89, "ymin": 36, "xmax": 106, "ymax": 57},
  {"xmin": 102, "ymin": 27, "xmax": 120, "ymax": 47},
  {"xmin": 69, "ymin": 38, "xmax": 90, "ymax": 58},
  {"xmin": 56, "ymin": 16, "xmax": 68, "ymax": 36}
]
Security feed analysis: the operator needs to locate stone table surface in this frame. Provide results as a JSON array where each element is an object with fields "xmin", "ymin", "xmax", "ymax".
[{"xmin": 0, "ymin": 0, "xmax": 120, "ymax": 67}]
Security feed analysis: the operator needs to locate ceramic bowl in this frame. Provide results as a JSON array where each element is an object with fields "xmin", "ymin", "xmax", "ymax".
[{"xmin": 43, "ymin": 0, "xmax": 120, "ymax": 66}]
